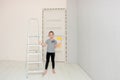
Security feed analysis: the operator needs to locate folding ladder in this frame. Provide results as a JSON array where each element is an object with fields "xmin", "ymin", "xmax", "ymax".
[
  {"xmin": 26, "ymin": 35, "xmax": 43, "ymax": 78},
  {"xmin": 26, "ymin": 18, "xmax": 43, "ymax": 78}
]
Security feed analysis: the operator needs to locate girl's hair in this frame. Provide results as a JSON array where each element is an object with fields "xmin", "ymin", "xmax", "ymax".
[{"xmin": 48, "ymin": 31, "xmax": 54, "ymax": 35}]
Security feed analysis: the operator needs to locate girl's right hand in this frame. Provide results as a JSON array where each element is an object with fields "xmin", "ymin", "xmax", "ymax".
[
  {"xmin": 38, "ymin": 41, "xmax": 41, "ymax": 45},
  {"xmin": 41, "ymin": 42, "xmax": 44, "ymax": 46},
  {"xmin": 39, "ymin": 41, "xmax": 46, "ymax": 47}
]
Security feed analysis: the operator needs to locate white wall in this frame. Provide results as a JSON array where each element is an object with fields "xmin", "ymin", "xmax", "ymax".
[
  {"xmin": 0, "ymin": 0, "xmax": 66, "ymax": 61},
  {"xmin": 78, "ymin": 0, "xmax": 120, "ymax": 80},
  {"xmin": 67, "ymin": 0, "xmax": 78, "ymax": 63}
]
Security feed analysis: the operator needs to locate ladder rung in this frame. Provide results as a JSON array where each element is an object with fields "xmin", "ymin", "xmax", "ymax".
[
  {"xmin": 27, "ymin": 53, "xmax": 41, "ymax": 55},
  {"xmin": 27, "ymin": 50, "xmax": 39, "ymax": 51},
  {"xmin": 27, "ymin": 50, "xmax": 40, "ymax": 51},
  {"xmin": 28, "ymin": 70, "xmax": 43, "ymax": 73},
  {"xmin": 27, "ymin": 44, "xmax": 40, "ymax": 46},
  {"xmin": 27, "ymin": 62, "xmax": 42, "ymax": 64},
  {"xmin": 27, "ymin": 50, "xmax": 40, "ymax": 53},
  {"xmin": 28, "ymin": 36, "xmax": 40, "ymax": 37},
  {"xmin": 27, "ymin": 52, "xmax": 41, "ymax": 53}
]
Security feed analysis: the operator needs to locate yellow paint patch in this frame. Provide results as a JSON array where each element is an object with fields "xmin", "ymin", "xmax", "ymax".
[{"xmin": 56, "ymin": 36, "xmax": 62, "ymax": 40}]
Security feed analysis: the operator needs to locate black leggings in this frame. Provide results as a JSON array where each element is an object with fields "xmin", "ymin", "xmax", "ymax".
[{"xmin": 45, "ymin": 52, "xmax": 55, "ymax": 70}]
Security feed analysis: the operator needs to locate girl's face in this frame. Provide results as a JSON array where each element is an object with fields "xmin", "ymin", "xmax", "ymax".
[{"xmin": 49, "ymin": 33, "xmax": 54, "ymax": 39}]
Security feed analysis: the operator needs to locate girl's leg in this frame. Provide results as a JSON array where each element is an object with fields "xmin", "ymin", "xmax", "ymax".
[
  {"xmin": 45, "ymin": 53, "xmax": 50, "ymax": 70},
  {"xmin": 51, "ymin": 53, "xmax": 55, "ymax": 73},
  {"xmin": 43, "ymin": 53, "xmax": 50, "ymax": 75},
  {"xmin": 51, "ymin": 53, "xmax": 55, "ymax": 69}
]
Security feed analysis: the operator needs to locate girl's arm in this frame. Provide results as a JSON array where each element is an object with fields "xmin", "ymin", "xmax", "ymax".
[
  {"xmin": 38, "ymin": 41, "xmax": 47, "ymax": 47},
  {"xmin": 55, "ymin": 42, "xmax": 61, "ymax": 48},
  {"xmin": 55, "ymin": 44, "xmax": 57, "ymax": 48}
]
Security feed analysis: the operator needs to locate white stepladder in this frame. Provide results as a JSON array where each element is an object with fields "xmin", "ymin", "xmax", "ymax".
[{"xmin": 26, "ymin": 18, "xmax": 43, "ymax": 79}]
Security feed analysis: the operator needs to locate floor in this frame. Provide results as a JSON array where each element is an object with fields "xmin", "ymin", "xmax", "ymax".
[{"xmin": 0, "ymin": 60, "xmax": 92, "ymax": 80}]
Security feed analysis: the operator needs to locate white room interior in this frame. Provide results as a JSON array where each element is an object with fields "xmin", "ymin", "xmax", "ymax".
[{"xmin": 0, "ymin": 0, "xmax": 120, "ymax": 80}]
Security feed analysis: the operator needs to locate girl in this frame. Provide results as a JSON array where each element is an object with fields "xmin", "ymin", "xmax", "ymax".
[{"xmin": 39, "ymin": 31, "xmax": 57, "ymax": 75}]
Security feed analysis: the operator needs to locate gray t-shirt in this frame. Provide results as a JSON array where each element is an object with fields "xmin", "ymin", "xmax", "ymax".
[{"xmin": 45, "ymin": 39, "xmax": 57, "ymax": 53}]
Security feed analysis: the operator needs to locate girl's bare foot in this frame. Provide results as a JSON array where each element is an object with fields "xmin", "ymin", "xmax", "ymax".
[
  {"xmin": 52, "ymin": 69, "xmax": 56, "ymax": 74},
  {"xmin": 43, "ymin": 70, "xmax": 47, "ymax": 75}
]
